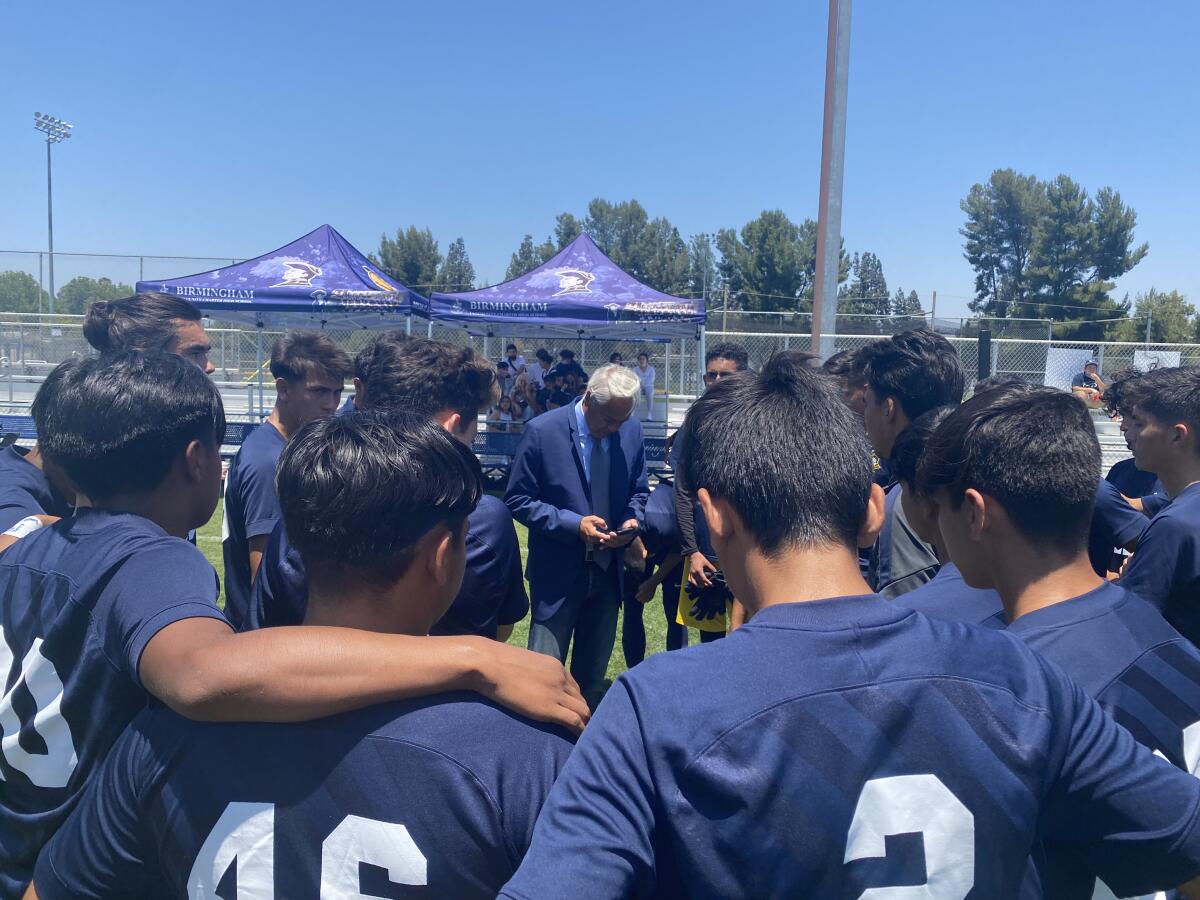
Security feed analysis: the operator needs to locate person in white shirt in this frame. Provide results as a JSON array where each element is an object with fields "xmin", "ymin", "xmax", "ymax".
[
  {"xmin": 504, "ymin": 344, "xmax": 527, "ymax": 377},
  {"xmin": 636, "ymin": 351, "xmax": 656, "ymax": 421},
  {"xmin": 528, "ymin": 349, "xmax": 552, "ymax": 390}
]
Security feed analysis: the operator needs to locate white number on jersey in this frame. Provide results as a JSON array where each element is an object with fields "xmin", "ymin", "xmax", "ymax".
[
  {"xmin": 0, "ymin": 624, "xmax": 78, "ymax": 788},
  {"xmin": 189, "ymin": 803, "xmax": 429, "ymax": 898},
  {"xmin": 845, "ymin": 774, "xmax": 975, "ymax": 898}
]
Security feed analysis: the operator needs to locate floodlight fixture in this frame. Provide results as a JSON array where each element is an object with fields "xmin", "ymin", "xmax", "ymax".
[{"xmin": 33, "ymin": 112, "xmax": 74, "ymax": 313}]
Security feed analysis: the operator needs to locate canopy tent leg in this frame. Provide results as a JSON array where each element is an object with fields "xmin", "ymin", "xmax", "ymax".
[
  {"xmin": 697, "ymin": 327, "xmax": 706, "ymax": 409},
  {"xmin": 665, "ymin": 339, "xmax": 672, "ymax": 425},
  {"xmin": 406, "ymin": 314, "xmax": 412, "ymax": 336},
  {"xmin": 255, "ymin": 323, "xmax": 265, "ymax": 420},
  {"xmin": 484, "ymin": 334, "xmax": 491, "ymax": 368},
  {"xmin": 427, "ymin": 320, "xmax": 432, "ymax": 338}
]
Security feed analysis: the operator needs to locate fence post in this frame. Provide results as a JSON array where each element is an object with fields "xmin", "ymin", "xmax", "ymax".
[{"xmin": 978, "ymin": 328, "xmax": 992, "ymax": 380}]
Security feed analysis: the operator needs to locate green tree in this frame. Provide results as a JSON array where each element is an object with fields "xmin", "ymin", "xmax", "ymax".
[
  {"xmin": 633, "ymin": 217, "xmax": 689, "ymax": 293},
  {"xmin": 434, "ymin": 237, "xmax": 476, "ymax": 292},
  {"xmin": 504, "ymin": 234, "xmax": 557, "ymax": 280},
  {"xmin": 1107, "ymin": 289, "xmax": 1195, "ymax": 343},
  {"xmin": 583, "ymin": 199, "xmax": 649, "ymax": 270},
  {"xmin": 960, "ymin": 169, "xmax": 1045, "ymax": 317},
  {"xmin": 0, "ymin": 271, "xmax": 49, "ymax": 314},
  {"xmin": 686, "ymin": 234, "xmax": 720, "ymax": 303},
  {"xmin": 554, "ymin": 213, "xmax": 582, "ymax": 249},
  {"xmin": 376, "ymin": 227, "xmax": 441, "ymax": 290},
  {"xmin": 838, "ymin": 251, "xmax": 890, "ymax": 326},
  {"xmin": 891, "ymin": 288, "xmax": 923, "ymax": 318},
  {"xmin": 56, "ymin": 276, "xmax": 132, "ymax": 315}
]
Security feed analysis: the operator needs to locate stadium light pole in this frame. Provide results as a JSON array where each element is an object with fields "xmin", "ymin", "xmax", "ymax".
[
  {"xmin": 33, "ymin": 113, "xmax": 73, "ymax": 316},
  {"xmin": 810, "ymin": 0, "xmax": 852, "ymax": 360}
]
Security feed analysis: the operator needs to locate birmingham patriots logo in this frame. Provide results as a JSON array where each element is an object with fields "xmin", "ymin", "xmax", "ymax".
[
  {"xmin": 553, "ymin": 269, "xmax": 595, "ymax": 296},
  {"xmin": 271, "ymin": 260, "xmax": 322, "ymax": 288}
]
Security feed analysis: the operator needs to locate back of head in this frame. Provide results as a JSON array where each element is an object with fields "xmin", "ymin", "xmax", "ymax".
[
  {"xmin": 1124, "ymin": 366, "xmax": 1200, "ymax": 440},
  {"xmin": 889, "ymin": 406, "xmax": 954, "ymax": 490},
  {"xmin": 682, "ymin": 351, "xmax": 872, "ymax": 553},
  {"xmin": 362, "ymin": 336, "xmax": 497, "ymax": 420},
  {"xmin": 705, "ymin": 342, "xmax": 749, "ymax": 371},
  {"xmin": 535, "ymin": 348, "xmax": 553, "ymax": 364},
  {"xmin": 276, "ymin": 409, "xmax": 482, "ymax": 587},
  {"xmin": 972, "ymin": 374, "xmax": 1029, "ymax": 396},
  {"xmin": 861, "ymin": 328, "xmax": 964, "ymax": 419},
  {"xmin": 1101, "ymin": 368, "xmax": 1143, "ymax": 418},
  {"xmin": 82, "ymin": 292, "xmax": 202, "ymax": 355},
  {"xmin": 820, "ymin": 349, "xmax": 856, "ymax": 378},
  {"xmin": 34, "ymin": 351, "xmax": 225, "ymax": 501},
  {"xmin": 587, "ymin": 364, "xmax": 641, "ymax": 407},
  {"xmin": 918, "ymin": 384, "xmax": 1098, "ymax": 550},
  {"xmin": 269, "ymin": 331, "xmax": 353, "ymax": 384}
]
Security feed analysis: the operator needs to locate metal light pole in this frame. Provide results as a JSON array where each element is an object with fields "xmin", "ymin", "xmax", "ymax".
[
  {"xmin": 810, "ymin": 0, "xmax": 852, "ymax": 360},
  {"xmin": 33, "ymin": 113, "xmax": 73, "ymax": 316}
]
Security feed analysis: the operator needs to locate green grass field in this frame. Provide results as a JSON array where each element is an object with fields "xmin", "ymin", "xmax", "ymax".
[{"xmin": 196, "ymin": 502, "xmax": 697, "ymax": 689}]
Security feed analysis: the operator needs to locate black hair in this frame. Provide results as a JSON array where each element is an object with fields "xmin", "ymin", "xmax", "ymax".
[
  {"xmin": 705, "ymin": 342, "xmax": 749, "ymax": 371},
  {"xmin": 277, "ymin": 409, "xmax": 481, "ymax": 588},
  {"xmin": 506, "ymin": 343, "xmax": 518, "ymax": 353},
  {"xmin": 889, "ymin": 406, "xmax": 954, "ymax": 492},
  {"xmin": 1125, "ymin": 367, "xmax": 1200, "ymax": 450},
  {"xmin": 559, "ymin": 349, "xmax": 576, "ymax": 360},
  {"xmin": 535, "ymin": 348, "xmax": 553, "ymax": 364},
  {"xmin": 859, "ymin": 328, "xmax": 964, "ymax": 420},
  {"xmin": 609, "ymin": 352, "xmax": 623, "ymax": 363},
  {"xmin": 362, "ymin": 335, "xmax": 497, "ymax": 421},
  {"xmin": 35, "ymin": 351, "xmax": 225, "ymax": 500},
  {"xmin": 82, "ymin": 292, "xmax": 203, "ymax": 355},
  {"xmin": 1102, "ymin": 369, "xmax": 1145, "ymax": 418},
  {"xmin": 637, "ymin": 350, "xmax": 648, "ymax": 360},
  {"xmin": 682, "ymin": 350, "xmax": 872, "ymax": 554},
  {"xmin": 918, "ymin": 385, "xmax": 1098, "ymax": 550},
  {"xmin": 972, "ymin": 374, "xmax": 1029, "ymax": 395},
  {"xmin": 548, "ymin": 389, "xmax": 571, "ymax": 407},
  {"xmin": 269, "ymin": 330, "xmax": 353, "ymax": 384},
  {"xmin": 352, "ymin": 341, "xmax": 375, "ymax": 382},
  {"xmin": 821, "ymin": 349, "xmax": 855, "ymax": 377}
]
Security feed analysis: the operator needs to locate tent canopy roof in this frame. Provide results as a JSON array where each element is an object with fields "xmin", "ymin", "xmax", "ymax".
[
  {"xmin": 135, "ymin": 224, "xmax": 428, "ymax": 329},
  {"xmin": 429, "ymin": 233, "xmax": 704, "ymax": 339}
]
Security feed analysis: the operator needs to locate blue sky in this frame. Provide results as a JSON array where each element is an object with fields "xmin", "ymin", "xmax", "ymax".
[{"xmin": 2, "ymin": 0, "xmax": 1197, "ymax": 318}]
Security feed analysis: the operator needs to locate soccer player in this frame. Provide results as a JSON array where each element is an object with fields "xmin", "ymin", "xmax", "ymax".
[
  {"xmin": 500, "ymin": 352, "xmax": 1200, "ymax": 899},
  {"xmin": 247, "ymin": 335, "xmax": 529, "ymax": 641},
  {"xmin": 885, "ymin": 407, "xmax": 1003, "ymax": 623},
  {"xmin": 919, "ymin": 383, "xmax": 1200, "ymax": 896},
  {"xmin": 0, "ymin": 376, "xmax": 73, "ymax": 531},
  {"xmin": 26, "ymin": 410, "xmax": 573, "ymax": 899},
  {"xmin": 222, "ymin": 331, "xmax": 351, "ymax": 628},
  {"xmin": 83, "ymin": 290, "xmax": 215, "ymax": 372},
  {"xmin": 1104, "ymin": 369, "xmax": 1168, "ymax": 515},
  {"xmin": 0, "ymin": 352, "xmax": 586, "ymax": 898},
  {"xmin": 1119, "ymin": 366, "xmax": 1200, "ymax": 645},
  {"xmin": 860, "ymin": 328, "xmax": 964, "ymax": 597}
]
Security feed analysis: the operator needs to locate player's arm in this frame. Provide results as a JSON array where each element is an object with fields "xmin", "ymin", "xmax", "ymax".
[
  {"xmin": 1118, "ymin": 517, "xmax": 1183, "ymax": 611},
  {"xmin": 139, "ymin": 617, "xmax": 587, "ymax": 732},
  {"xmin": 247, "ymin": 533, "xmax": 268, "ymax": 584},
  {"xmin": 500, "ymin": 678, "xmax": 657, "ymax": 899},
  {"xmin": 1040, "ymin": 664, "xmax": 1200, "ymax": 896},
  {"xmin": 504, "ymin": 426, "xmax": 583, "ymax": 543}
]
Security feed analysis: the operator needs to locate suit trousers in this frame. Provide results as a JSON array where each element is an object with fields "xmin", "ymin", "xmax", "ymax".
[{"xmin": 528, "ymin": 562, "xmax": 621, "ymax": 710}]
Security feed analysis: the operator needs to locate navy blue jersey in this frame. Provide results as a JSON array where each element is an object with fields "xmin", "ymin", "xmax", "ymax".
[
  {"xmin": 869, "ymin": 483, "xmax": 939, "ymax": 599},
  {"xmin": 246, "ymin": 497, "xmax": 528, "ymax": 639},
  {"xmin": 1121, "ymin": 483, "xmax": 1200, "ymax": 646},
  {"xmin": 1107, "ymin": 456, "xmax": 1163, "ymax": 500},
  {"xmin": 892, "ymin": 561, "xmax": 1003, "ymax": 624},
  {"xmin": 1005, "ymin": 582, "xmax": 1200, "ymax": 896},
  {"xmin": 1089, "ymin": 478, "xmax": 1148, "ymax": 575},
  {"xmin": 501, "ymin": 596, "xmax": 1200, "ymax": 899},
  {"xmin": 0, "ymin": 509, "xmax": 225, "ymax": 898},
  {"xmin": 221, "ymin": 421, "xmax": 286, "ymax": 629},
  {"xmin": 34, "ymin": 695, "xmax": 573, "ymax": 899},
  {"xmin": 0, "ymin": 446, "xmax": 71, "ymax": 532}
]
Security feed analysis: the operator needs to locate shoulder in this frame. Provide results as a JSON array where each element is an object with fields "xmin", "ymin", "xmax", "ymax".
[
  {"xmin": 524, "ymin": 405, "xmax": 571, "ymax": 437},
  {"xmin": 469, "ymin": 495, "xmax": 516, "ymax": 543}
]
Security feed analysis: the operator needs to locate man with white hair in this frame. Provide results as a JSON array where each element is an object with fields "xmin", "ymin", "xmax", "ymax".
[{"xmin": 507, "ymin": 364, "xmax": 650, "ymax": 708}]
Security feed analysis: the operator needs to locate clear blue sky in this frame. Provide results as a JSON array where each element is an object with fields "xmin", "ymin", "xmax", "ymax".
[{"xmin": 2, "ymin": 0, "xmax": 1197, "ymax": 318}]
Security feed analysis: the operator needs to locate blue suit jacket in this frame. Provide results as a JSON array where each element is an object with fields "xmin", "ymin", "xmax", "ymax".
[{"xmin": 505, "ymin": 403, "xmax": 649, "ymax": 621}]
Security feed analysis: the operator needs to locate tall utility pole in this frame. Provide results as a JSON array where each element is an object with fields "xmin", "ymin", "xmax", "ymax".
[
  {"xmin": 33, "ymin": 113, "xmax": 73, "ymax": 316},
  {"xmin": 810, "ymin": 0, "xmax": 852, "ymax": 360}
]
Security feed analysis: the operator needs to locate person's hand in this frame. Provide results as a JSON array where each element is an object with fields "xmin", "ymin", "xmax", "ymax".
[
  {"xmin": 688, "ymin": 551, "xmax": 718, "ymax": 588},
  {"xmin": 579, "ymin": 515, "xmax": 612, "ymax": 545},
  {"xmin": 635, "ymin": 578, "xmax": 658, "ymax": 605},
  {"xmin": 472, "ymin": 640, "xmax": 590, "ymax": 735},
  {"xmin": 601, "ymin": 518, "xmax": 639, "ymax": 549}
]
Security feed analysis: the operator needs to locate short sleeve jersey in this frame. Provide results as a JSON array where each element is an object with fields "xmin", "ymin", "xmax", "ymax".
[
  {"xmin": 1106, "ymin": 457, "xmax": 1163, "ymax": 501},
  {"xmin": 1120, "ymin": 483, "xmax": 1200, "ymax": 646},
  {"xmin": 500, "ymin": 596, "xmax": 1200, "ymax": 900},
  {"xmin": 0, "ymin": 509, "xmax": 225, "ymax": 897},
  {"xmin": 0, "ymin": 445, "xmax": 71, "ymax": 532},
  {"xmin": 246, "ymin": 500, "xmax": 528, "ymax": 639},
  {"xmin": 34, "ymin": 695, "xmax": 574, "ymax": 899},
  {"xmin": 221, "ymin": 422, "xmax": 286, "ymax": 628},
  {"xmin": 892, "ymin": 561, "xmax": 1003, "ymax": 624},
  {"xmin": 869, "ymin": 482, "xmax": 940, "ymax": 599},
  {"xmin": 1005, "ymin": 582, "xmax": 1200, "ymax": 896},
  {"xmin": 1088, "ymin": 478, "xmax": 1148, "ymax": 575}
]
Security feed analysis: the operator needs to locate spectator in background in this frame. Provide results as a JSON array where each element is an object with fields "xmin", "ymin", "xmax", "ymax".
[
  {"xmin": 609, "ymin": 352, "xmax": 623, "ymax": 365},
  {"xmin": 528, "ymin": 348, "xmax": 553, "ymax": 389},
  {"xmin": 546, "ymin": 389, "xmax": 571, "ymax": 410},
  {"xmin": 497, "ymin": 360, "xmax": 514, "ymax": 397},
  {"xmin": 1071, "ymin": 359, "xmax": 1106, "ymax": 406},
  {"xmin": 506, "ymin": 365, "xmax": 649, "ymax": 709},
  {"xmin": 859, "ymin": 328, "xmax": 964, "ymax": 599},
  {"xmin": 635, "ymin": 351, "xmax": 656, "ymax": 421},
  {"xmin": 555, "ymin": 348, "xmax": 586, "ymax": 384},
  {"xmin": 503, "ymin": 343, "xmax": 527, "ymax": 377},
  {"xmin": 488, "ymin": 394, "xmax": 519, "ymax": 433},
  {"xmin": 222, "ymin": 332, "xmax": 351, "ymax": 628}
]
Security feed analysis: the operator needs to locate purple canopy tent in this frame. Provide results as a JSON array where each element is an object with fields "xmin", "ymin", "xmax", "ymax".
[
  {"xmin": 429, "ymin": 233, "xmax": 707, "ymax": 403},
  {"xmin": 136, "ymin": 224, "xmax": 428, "ymax": 412}
]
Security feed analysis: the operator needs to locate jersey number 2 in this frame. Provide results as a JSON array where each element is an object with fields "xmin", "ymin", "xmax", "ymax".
[
  {"xmin": 0, "ymin": 624, "xmax": 78, "ymax": 788},
  {"xmin": 188, "ymin": 802, "xmax": 428, "ymax": 898},
  {"xmin": 845, "ymin": 774, "xmax": 975, "ymax": 898}
]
